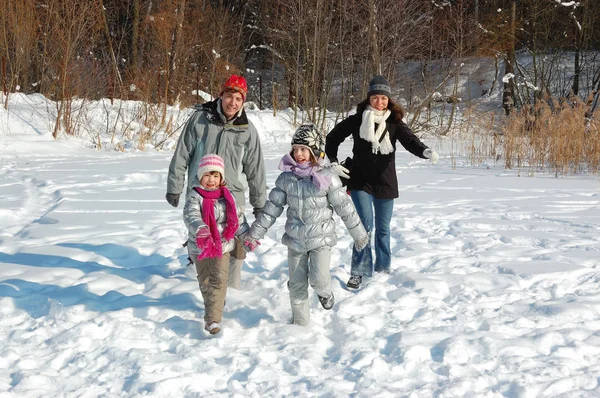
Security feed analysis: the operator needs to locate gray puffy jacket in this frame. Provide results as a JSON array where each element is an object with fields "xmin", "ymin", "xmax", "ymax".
[
  {"xmin": 248, "ymin": 169, "xmax": 367, "ymax": 252},
  {"xmin": 167, "ymin": 99, "xmax": 267, "ymax": 209},
  {"xmin": 183, "ymin": 189, "xmax": 249, "ymax": 260}
]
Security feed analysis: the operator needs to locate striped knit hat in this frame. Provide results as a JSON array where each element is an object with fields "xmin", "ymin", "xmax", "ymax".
[{"xmin": 197, "ymin": 154, "xmax": 225, "ymax": 180}]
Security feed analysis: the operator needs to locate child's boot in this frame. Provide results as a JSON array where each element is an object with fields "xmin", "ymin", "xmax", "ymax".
[
  {"xmin": 318, "ymin": 293, "xmax": 335, "ymax": 310},
  {"xmin": 290, "ymin": 298, "xmax": 310, "ymax": 326},
  {"xmin": 205, "ymin": 322, "xmax": 221, "ymax": 335}
]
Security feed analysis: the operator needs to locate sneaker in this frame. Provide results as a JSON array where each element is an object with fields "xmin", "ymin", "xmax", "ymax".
[
  {"xmin": 204, "ymin": 322, "xmax": 221, "ymax": 335},
  {"xmin": 318, "ymin": 293, "xmax": 335, "ymax": 310},
  {"xmin": 346, "ymin": 275, "xmax": 362, "ymax": 289}
]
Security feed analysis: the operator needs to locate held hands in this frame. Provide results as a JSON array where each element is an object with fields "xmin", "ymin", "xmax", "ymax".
[
  {"xmin": 354, "ymin": 234, "xmax": 369, "ymax": 251},
  {"xmin": 329, "ymin": 162, "xmax": 350, "ymax": 179},
  {"xmin": 243, "ymin": 236, "xmax": 261, "ymax": 252},
  {"xmin": 423, "ymin": 149, "xmax": 439, "ymax": 165}
]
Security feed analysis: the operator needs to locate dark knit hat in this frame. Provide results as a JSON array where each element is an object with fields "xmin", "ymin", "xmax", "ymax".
[{"xmin": 367, "ymin": 75, "xmax": 391, "ymax": 98}]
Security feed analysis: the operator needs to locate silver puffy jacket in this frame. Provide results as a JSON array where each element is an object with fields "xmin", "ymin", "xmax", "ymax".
[
  {"xmin": 249, "ymin": 169, "xmax": 367, "ymax": 252},
  {"xmin": 183, "ymin": 187, "xmax": 249, "ymax": 260}
]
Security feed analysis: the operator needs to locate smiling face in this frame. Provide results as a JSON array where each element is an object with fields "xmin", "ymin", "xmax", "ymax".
[
  {"xmin": 220, "ymin": 89, "xmax": 244, "ymax": 120},
  {"xmin": 292, "ymin": 145, "xmax": 314, "ymax": 164},
  {"xmin": 200, "ymin": 171, "xmax": 222, "ymax": 190},
  {"xmin": 369, "ymin": 94, "xmax": 389, "ymax": 111}
]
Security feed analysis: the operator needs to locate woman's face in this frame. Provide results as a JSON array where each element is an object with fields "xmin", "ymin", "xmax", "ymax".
[{"xmin": 369, "ymin": 95, "xmax": 389, "ymax": 111}]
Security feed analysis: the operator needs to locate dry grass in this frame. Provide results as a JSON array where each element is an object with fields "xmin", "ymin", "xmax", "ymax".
[{"xmin": 501, "ymin": 96, "xmax": 600, "ymax": 175}]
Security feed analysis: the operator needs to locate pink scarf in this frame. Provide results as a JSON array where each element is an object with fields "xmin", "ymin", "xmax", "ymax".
[{"xmin": 194, "ymin": 186, "xmax": 238, "ymax": 259}]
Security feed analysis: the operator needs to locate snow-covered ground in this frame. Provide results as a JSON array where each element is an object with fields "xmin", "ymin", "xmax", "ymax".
[{"xmin": 1, "ymin": 94, "xmax": 600, "ymax": 397}]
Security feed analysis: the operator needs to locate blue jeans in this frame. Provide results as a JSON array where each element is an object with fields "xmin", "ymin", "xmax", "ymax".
[{"xmin": 350, "ymin": 190, "xmax": 394, "ymax": 276}]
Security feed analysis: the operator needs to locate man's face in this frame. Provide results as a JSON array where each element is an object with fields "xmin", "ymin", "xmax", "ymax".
[{"xmin": 221, "ymin": 90, "xmax": 244, "ymax": 119}]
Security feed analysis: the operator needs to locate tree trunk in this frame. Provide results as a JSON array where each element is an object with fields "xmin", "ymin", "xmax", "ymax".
[
  {"xmin": 502, "ymin": 0, "xmax": 517, "ymax": 116},
  {"xmin": 166, "ymin": 0, "xmax": 186, "ymax": 106},
  {"xmin": 368, "ymin": 0, "xmax": 380, "ymax": 75},
  {"xmin": 99, "ymin": 0, "xmax": 124, "ymax": 100},
  {"xmin": 572, "ymin": 13, "xmax": 583, "ymax": 96},
  {"xmin": 131, "ymin": 0, "xmax": 140, "ymax": 72}
]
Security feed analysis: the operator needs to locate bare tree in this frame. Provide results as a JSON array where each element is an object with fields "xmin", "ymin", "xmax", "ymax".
[{"xmin": 0, "ymin": 0, "xmax": 37, "ymax": 109}]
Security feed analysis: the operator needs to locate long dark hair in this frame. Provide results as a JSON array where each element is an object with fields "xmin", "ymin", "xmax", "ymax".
[{"xmin": 356, "ymin": 97, "xmax": 405, "ymax": 123}]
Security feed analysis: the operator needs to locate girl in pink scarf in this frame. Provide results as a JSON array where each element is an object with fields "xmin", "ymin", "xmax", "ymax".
[{"xmin": 183, "ymin": 154, "xmax": 248, "ymax": 335}]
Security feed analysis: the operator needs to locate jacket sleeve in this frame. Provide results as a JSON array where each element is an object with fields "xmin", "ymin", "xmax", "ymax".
[
  {"xmin": 327, "ymin": 174, "xmax": 367, "ymax": 241},
  {"xmin": 236, "ymin": 210, "xmax": 250, "ymax": 237},
  {"xmin": 183, "ymin": 190, "xmax": 207, "ymax": 237},
  {"xmin": 167, "ymin": 111, "xmax": 201, "ymax": 194},
  {"xmin": 243, "ymin": 124, "xmax": 267, "ymax": 209},
  {"xmin": 249, "ymin": 174, "xmax": 286, "ymax": 240},
  {"xmin": 395, "ymin": 120, "xmax": 429, "ymax": 159},
  {"xmin": 325, "ymin": 116, "xmax": 356, "ymax": 162}
]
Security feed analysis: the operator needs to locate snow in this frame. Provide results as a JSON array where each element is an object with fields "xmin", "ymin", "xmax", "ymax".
[{"xmin": 2, "ymin": 94, "xmax": 600, "ymax": 397}]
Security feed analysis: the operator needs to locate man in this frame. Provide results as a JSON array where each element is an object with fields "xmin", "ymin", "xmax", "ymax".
[{"xmin": 166, "ymin": 74, "xmax": 266, "ymax": 289}]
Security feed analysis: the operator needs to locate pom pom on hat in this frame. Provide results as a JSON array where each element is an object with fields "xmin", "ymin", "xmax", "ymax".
[
  {"xmin": 197, "ymin": 154, "xmax": 225, "ymax": 180},
  {"xmin": 221, "ymin": 74, "xmax": 248, "ymax": 101},
  {"xmin": 367, "ymin": 75, "xmax": 391, "ymax": 98}
]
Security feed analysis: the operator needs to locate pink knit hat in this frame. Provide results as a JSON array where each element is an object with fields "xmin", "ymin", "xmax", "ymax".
[{"xmin": 197, "ymin": 154, "xmax": 225, "ymax": 180}]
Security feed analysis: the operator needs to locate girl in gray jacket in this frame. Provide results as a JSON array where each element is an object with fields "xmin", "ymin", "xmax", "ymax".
[
  {"xmin": 184, "ymin": 154, "xmax": 249, "ymax": 335},
  {"xmin": 244, "ymin": 124, "xmax": 369, "ymax": 326}
]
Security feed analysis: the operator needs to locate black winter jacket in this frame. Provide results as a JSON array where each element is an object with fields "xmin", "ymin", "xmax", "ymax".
[{"xmin": 325, "ymin": 111, "xmax": 428, "ymax": 199}]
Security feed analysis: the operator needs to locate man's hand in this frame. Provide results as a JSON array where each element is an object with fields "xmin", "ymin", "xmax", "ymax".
[{"xmin": 166, "ymin": 193, "xmax": 180, "ymax": 207}]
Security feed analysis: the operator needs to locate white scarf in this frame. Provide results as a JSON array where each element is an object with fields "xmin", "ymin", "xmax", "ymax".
[{"xmin": 359, "ymin": 106, "xmax": 393, "ymax": 155}]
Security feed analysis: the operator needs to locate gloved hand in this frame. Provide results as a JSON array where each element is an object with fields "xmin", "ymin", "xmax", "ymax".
[
  {"xmin": 423, "ymin": 148, "xmax": 439, "ymax": 165},
  {"xmin": 165, "ymin": 193, "xmax": 180, "ymax": 207},
  {"xmin": 243, "ymin": 237, "xmax": 261, "ymax": 252},
  {"xmin": 195, "ymin": 227, "xmax": 214, "ymax": 253},
  {"xmin": 354, "ymin": 234, "xmax": 369, "ymax": 251},
  {"xmin": 329, "ymin": 162, "xmax": 350, "ymax": 179}
]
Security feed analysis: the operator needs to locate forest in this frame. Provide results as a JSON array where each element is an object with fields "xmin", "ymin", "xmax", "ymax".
[{"xmin": 2, "ymin": 0, "xmax": 600, "ymax": 170}]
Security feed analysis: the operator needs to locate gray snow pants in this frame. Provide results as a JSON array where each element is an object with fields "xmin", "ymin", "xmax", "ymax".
[{"xmin": 287, "ymin": 246, "xmax": 333, "ymax": 326}]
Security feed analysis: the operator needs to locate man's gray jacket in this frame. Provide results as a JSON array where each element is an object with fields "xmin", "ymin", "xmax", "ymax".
[{"xmin": 167, "ymin": 99, "xmax": 267, "ymax": 209}]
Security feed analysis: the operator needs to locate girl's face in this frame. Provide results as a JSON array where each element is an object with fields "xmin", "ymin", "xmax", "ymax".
[
  {"xmin": 200, "ymin": 171, "xmax": 222, "ymax": 190},
  {"xmin": 369, "ymin": 94, "xmax": 389, "ymax": 111},
  {"xmin": 292, "ymin": 145, "xmax": 314, "ymax": 164}
]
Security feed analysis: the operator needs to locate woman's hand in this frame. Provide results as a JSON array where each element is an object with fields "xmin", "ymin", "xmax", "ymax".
[
  {"xmin": 423, "ymin": 148, "xmax": 439, "ymax": 165},
  {"xmin": 328, "ymin": 162, "xmax": 350, "ymax": 179}
]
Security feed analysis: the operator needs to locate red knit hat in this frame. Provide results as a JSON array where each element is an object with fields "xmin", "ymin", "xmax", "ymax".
[{"xmin": 221, "ymin": 75, "xmax": 247, "ymax": 101}]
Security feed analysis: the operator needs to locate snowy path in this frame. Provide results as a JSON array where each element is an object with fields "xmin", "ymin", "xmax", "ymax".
[{"xmin": 1, "ymin": 143, "xmax": 600, "ymax": 397}]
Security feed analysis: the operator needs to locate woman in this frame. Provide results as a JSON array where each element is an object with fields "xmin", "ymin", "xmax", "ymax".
[{"xmin": 325, "ymin": 75, "xmax": 438, "ymax": 289}]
